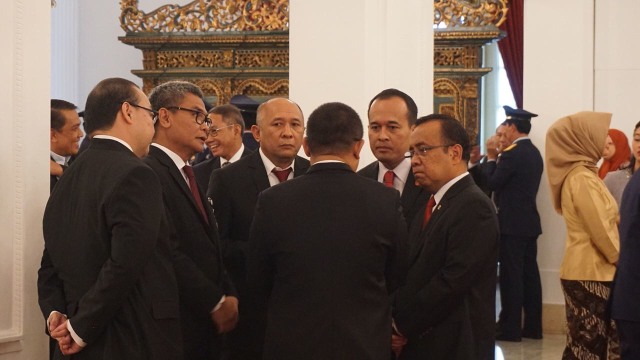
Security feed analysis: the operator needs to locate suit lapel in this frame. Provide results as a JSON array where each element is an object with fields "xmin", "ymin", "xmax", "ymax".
[
  {"xmin": 408, "ymin": 175, "xmax": 474, "ymax": 265},
  {"xmin": 293, "ymin": 155, "xmax": 309, "ymax": 178},
  {"xmin": 401, "ymin": 170, "xmax": 422, "ymax": 209},
  {"xmin": 249, "ymin": 152, "xmax": 271, "ymax": 192},
  {"xmin": 150, "ymin": 146, "xmax": 211, "ymax": 227}
]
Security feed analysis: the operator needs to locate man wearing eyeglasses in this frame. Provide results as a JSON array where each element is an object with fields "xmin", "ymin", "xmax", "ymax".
[
  {"xmin": 206, "ymin": 97, "xmax": 310, "ymax": 360},
  {"xmin": 38, "ymin": 78, "xmax": 183, "ymax": 359},
  {"xmin": 358, "ymin": 89, "xmax": 428, "ymax": 229},
  {"xmin": 193, "ymin": 104, "xmax": 252, "ymax": 192},
  {"xmin": 144, "ymin": 81, "xmax": 239, "ymax": 360},
  {"xmin": 391, "ymin": 114, "xmax": 499, "ymax": 360}
]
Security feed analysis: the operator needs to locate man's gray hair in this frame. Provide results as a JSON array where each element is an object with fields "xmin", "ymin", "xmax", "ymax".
[{"xmin": 149, "ymin": 80, "xmax": 204, "ymax": 109}]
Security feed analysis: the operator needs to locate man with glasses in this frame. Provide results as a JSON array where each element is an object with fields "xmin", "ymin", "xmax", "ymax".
[
  {"xmin": 193, "ymin": 104, "xmax": 252, "ymax": 192},
  {"xmin": 145, "ymin": 81, "xmax": 238, "ymax": 360},
  {"xmin": 206, "ymin": 97, "xmax": 310, "ymax": 360},
  {"xmin": 38, "ymin": 77, "xmax": 183, "ymax": 359},
  {"xmin": 391, "ymin": 114, "xmax": 499, "ymax": 360},
  {"xmin": 358, "ymin": 89, "xmax": 428, "ymax": 229}
]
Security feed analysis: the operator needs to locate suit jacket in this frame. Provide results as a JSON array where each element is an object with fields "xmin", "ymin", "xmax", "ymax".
[
  {"xmin": 144, "ymin": 146, "xmax": 236, "ymax": 360},
  {"xmin": 393, "ymin": 175, "xmax": 499, "ymax": 360},
  {"xmin": 247, "ymin": 162, "xmax": 408, "ymax": 360},
  {"xmin": 483, "ymin": 139, "xmax": 543, "ymax": 237},
  {"xmin": 49, "ymin": 157, "xmax": 68, "ymax": 193},
  {"xmin": 38, "ymin": 138, "xmax": 183, "ymax": 360},
  {"xmin": 468, "ymin": 157, "xmax": 492, "ymax": 197},
  {"xmin": 206, "ymin": 150, "xmax": 310, "ymax": 295},
  {"xmin": 358, "ymin": 161, "xmax": 428, "ymax": 229},
  {"xmin": 612, "ymin": 169, "xmax": 640, "ymax": 321},
  {"xmin": 192, "ymin": 147, "xmax": 253, "ymax": 193}
]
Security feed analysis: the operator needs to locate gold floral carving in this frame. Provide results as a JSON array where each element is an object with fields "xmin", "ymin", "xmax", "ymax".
[
  {"xmin": 120, "ymin": 0, "xmax": 289, "ymax": 33},
  {"xmin": 155, "ymin": 50, "xmax": 234, "ymax": 68},
  {"xmin": 236, "ymin": 50, "xmax": 289, "ymax": 68},
  {"xmin": 434, "ymin": 0, "xmax": 508, "ymax": 28},
  {"xmin": 434, "ymin": 77, "xmax": 479, "ymax": 141}
]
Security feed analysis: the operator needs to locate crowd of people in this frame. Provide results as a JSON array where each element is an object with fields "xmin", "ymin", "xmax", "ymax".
[{"xmin": 41, "ymin": 77, "xmax": 638, "ymax": 360}]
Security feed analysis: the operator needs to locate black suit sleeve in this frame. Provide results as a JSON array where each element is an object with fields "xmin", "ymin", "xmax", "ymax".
[
  {"xmin": 69, "ymin": 165, "xmax": 166, "ymax": 343},
  {"xmin": 393, "ymin": 195, "xmax": 498, "ymax": 338},
  {"xmin": 386, "ymin": 196, "xmax": 409, "ymax": 294},
  {"xmin": 166, "ymin": 205, "xmax": 226, "ymax": 315},
  {"xmin": 484, "ymin": 153, "xmax": 516, "ymax": 191},
  {"xmin": 207, "ymin": 169, "xmax": 248, "ymax": 262},
  {"xmin": 37, "ymin": 248, "xmax": 67, "ymax": 324}
]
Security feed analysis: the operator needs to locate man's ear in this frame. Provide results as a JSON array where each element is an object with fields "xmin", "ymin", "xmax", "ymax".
[
  {"xmin": 302, "ymin": 137, "xmax": 311, "ymax": 157},
  {"xmin": 251, "ymin": 125, "xmax": 261, "ymax": 142},
  {"xmin": 353, "ymin": 139, "xmax": 365, "ymax": 160},
  {"xmin": 50, "ymin": 129, "xmax": 58, "ymax": 142},
  {"xmin": 156, "ymin": 108, "xmax": 172, "ymax": 128},
  {"xmin": 449, "ymin": 144, "xmax": 463, "ymax": 163}
]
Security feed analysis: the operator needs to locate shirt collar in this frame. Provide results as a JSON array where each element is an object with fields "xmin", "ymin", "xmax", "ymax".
[
  {"xmin": 151, "ymin": 143, "xmax": 189, "ymax": 170},
  {"xmin": 221, "ymin": 143, "xmax": 245, "ymax": 164},
  {"xmin": 258, "ymin": 147, "xmax": 295, "ymax": 172},
  {"xmin": 50, "ymin": 151, "xmax": 67, "ymax": 166},
  {"xmin": 513, "ymin": 136, "xmax": 529, "ymax": 144},
  {"xmin": 92, "ymin": 135, "xmax": 134, "ymax": 152},
  {"xmin": 433, "ymin": 171, "xmax": 469, "ymax": 205},
  {"xmin": 377, "ymin": 157, "xmax": 411, "ymax": 183}
]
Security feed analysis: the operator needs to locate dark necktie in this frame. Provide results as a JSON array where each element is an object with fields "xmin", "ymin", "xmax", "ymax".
[
  {"xmin": 222, "ymin": 161, "xmax": 230, "ymax": 167},
  {"xmin": 183, "ymin": 165, "xmax": 209, "ymax": 224},
  {"xmin": 383, "ymin": 170, "xmax": 395, "ymax": 188},
  {"xmin": 422, "ymin": 195, "xmax": 436, "ymax": 228},
  {"xmin": 272, "ymin": 168, "xmax": 293, "ymax": 183}
]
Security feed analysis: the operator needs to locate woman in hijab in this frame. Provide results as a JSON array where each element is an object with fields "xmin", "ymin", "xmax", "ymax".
[
  {"xmin": 599, "ymin": 128, "xmax": 631, "ymax": 179},
  {"xmin": 604, "ymin": 122, "xmax": 640, "ymax": 206},
  {"xmin": 546, "ymin": 111, "xmax": 620, "ymax": 360}
]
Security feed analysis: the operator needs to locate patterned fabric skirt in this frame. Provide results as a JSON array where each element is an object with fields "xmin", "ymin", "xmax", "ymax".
[{"xmin": 561, "ymin": 279, "xmax": 619, "ymax": 360}]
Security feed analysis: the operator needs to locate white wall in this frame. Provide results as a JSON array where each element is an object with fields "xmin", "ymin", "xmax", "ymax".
[
  {"xmin": 0, "ymin": 0, "xmax": 50, "ymax": 358},
  {"xmin": 290, "ymin": 0, "xmax": 433, "ymax": 167},
  {"xmin": 594, "ymin": 0, "xmax": 640, "ymax": 133}
]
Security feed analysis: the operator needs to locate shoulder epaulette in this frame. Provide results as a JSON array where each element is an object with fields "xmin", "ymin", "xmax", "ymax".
[{"xmin": 503, "ymin": 143, "xmax": 517, "ymax": 152}]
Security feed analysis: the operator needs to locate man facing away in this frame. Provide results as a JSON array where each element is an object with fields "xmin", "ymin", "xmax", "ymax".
[
  {"xmin": 145, "ymin": 81, "xmax": 238, "ymax": 359},
  {"xmin": 392, "ymin": 114, "xmax": 499, "ymax": 360},
  {"xmin": 247, "ymin": 102, "xmax": 408, "ymax": 360},
  {"xmin": 193, "ymin": 104, "xmax": 252, "ymax": 192},
  {"xmin": 50, "ymin": 99, "xmax": 83, "ymax": 192},
  {"xmin": 485, "ymin": 106, "xmax": 544, "ymax": 342},
  {"xmin": 38, "ymin": 77, "xmax": 183, "ymax": 359},
  {"xmin": 206, "ymin": 97, "xmax": 310, "ymax": 359},
  {"xmin": 358, "ymin": 88, "xmax": 428, "ymax": 229}
]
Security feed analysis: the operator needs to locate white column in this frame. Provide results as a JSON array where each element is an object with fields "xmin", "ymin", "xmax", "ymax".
[
  {"xmin": 51, "ymin": 0, "xmax": 80, "ymax": 106},
  {"xmin": 0, "ymin": 0, "xmax": 50, "ymax": 358},
  {"xmin": 524, "ymin": 0, "xmax": 595, "ymax": 305},
  {"xmin": 290, "ymin": 0, "xmax": 433, "ymax": 167}
]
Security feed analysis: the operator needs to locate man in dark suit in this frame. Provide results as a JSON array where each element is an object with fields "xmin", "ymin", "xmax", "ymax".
[
  {"xmin": 247, "ymin": 102, "xmax": 408, "ymax": 360},
  {"xmin": 193, "ymin": 104, "xmax": 252, "ymax": 191},
  {"xmin": 145, "ymin": 81, "xmax": 238, "ymax": 359},
  {"xmin": 484, "ymin": 106, "xmax": 544, "ymax": 342},
  {"xmin": 358, "ymin": 89, "xmax": 428, "ymax": 228},
  {"xmin": 49, "ymin": 99, "xmax": 83, "ymax": 192},
  {"xmin": 612, "ymin": 168, "xmax": 640, "ymax": 358},
  {"xmin": 206, "ymin": 97, "xmax": 310, "ymax": 359},
  {"xmin": 37, "ymin": 77, "xmax": 183, "ymax": 359},
  {"xmin": 392, "ymin": 114, "xmax": 499, "ymax": 360}
]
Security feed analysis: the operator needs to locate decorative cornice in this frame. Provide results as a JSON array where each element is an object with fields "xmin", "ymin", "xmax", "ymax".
[
  {"xmin": 434, "ymin": 0, "xmax": 508, "ymax": 28},
  {"xmin": 120, "ymin": 0, "xmax": 289, "ymax": 33}
]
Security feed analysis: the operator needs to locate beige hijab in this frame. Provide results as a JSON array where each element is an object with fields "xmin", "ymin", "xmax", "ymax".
[{"xmin": 545, "ymin": 111, "xmax": 612, "ymax": 213}]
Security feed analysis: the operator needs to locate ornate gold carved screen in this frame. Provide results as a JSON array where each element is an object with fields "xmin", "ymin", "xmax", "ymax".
[
  {"xmin": 118, "ymin": 0, "xmax": 289, "ymax": 105},
  {"xmin": 433, "ymin": 0, "xmax": 508, "ymax": 143}
]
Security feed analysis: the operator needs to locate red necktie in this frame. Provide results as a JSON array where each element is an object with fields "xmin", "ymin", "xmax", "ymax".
[
  {"xmin": 422, "ymin": 195, "xmax": 436, "ymax": 228},
  {"xmin": 272, "ymin": 168, "xmax": 293, "ymax": 183},
  {"xmin": 383, "ymin": 170, "xmax": 395, "ymax": 188},
  {"xmin": 183, "ymin": 165, "xmax": 209, "ymax": 224}
]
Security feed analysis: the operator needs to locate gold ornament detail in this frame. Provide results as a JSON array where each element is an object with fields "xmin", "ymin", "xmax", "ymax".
[
  {"xmin": 120, "ymin": 0, "xmax": 289, "ymax": 33},
  {"xmin": 236, "ymin": 50, "xmax": 288, "ymax": 68},
  {"xmin": 434, "ymin": 0, "xmax": 508, "ymax": 28},
  {"xmin": 156, "ymin": 50, "xmax": 234, "ymax": 68}
]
